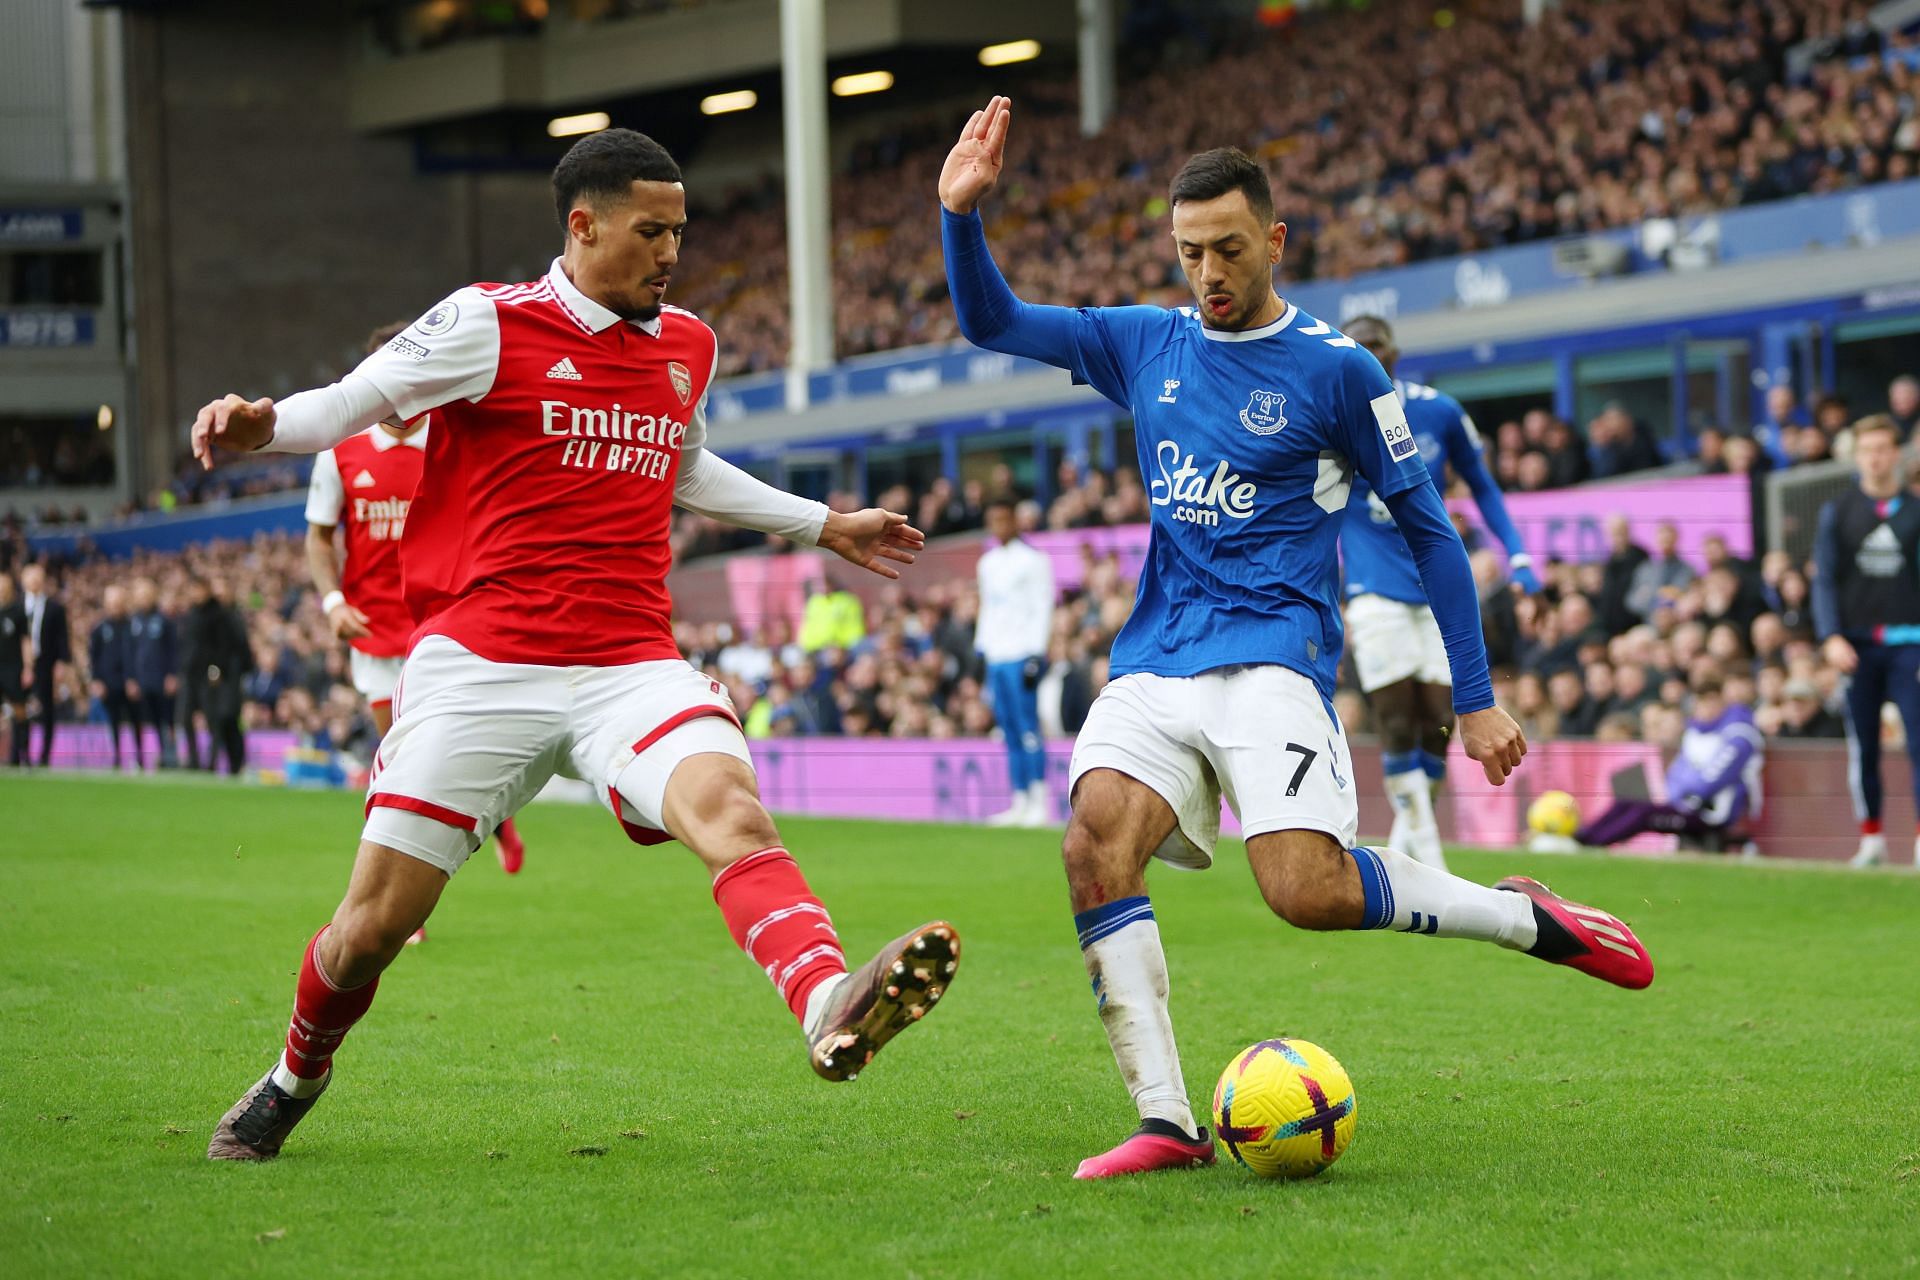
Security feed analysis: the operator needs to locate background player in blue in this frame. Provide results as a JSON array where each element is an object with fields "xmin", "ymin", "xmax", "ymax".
[
  {"xmin": 939, "ymin": 97, "xmax": 1654, "ymax": 1180},
  {"xmin": 1339, "ymin": 315, "xmax": 1541, "ymax": 872}
]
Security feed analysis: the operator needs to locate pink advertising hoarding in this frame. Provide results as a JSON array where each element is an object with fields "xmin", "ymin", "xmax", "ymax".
[
  {"xmin": 1024, "ymin": 473, "xmax": 1752, "ymax": 590},
  {"xmin": 1447, "ymin": 472, "xmax": 1752, "ymax": 570},
  {"xmin": 745, "ymin": 736, "xmax": 1671, "ymax": 852}
]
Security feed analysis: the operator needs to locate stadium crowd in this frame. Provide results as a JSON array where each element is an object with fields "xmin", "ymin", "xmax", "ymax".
[
  {"xmin": 679, "ymin": 0, "xmax": 1920, "ymax": 376},
  {"xmin": 12, "ymin": 421, "xmax": 1917, "ymax": 776},
  {"xmin": 17, "ymin": 0, "xmax": 1917, "ymax": 531}
]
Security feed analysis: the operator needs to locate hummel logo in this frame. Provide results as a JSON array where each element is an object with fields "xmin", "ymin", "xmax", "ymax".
[
  {"xmin": 1159, "ymin": 379, "xmax": 1181, "ymax": 404},
  {"xmin": 351, "ymin": 469, "xmax": 377, "ymax": 489},
  {"xmin": 546, "ymin": 357, "xmax": 584, "ymax": 381}
]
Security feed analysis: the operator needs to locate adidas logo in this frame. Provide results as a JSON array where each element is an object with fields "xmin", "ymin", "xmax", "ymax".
[
  {"xmin": 352, "ymin": 469, "xmax": 377, "ymax": 488},
  {"xmin": 546, "ymin": 357, "xmax": 584, "ymax": 381},
  {"xmin": 1860, "ymin": 522, "xmax": 1903, "ymax": 576}
]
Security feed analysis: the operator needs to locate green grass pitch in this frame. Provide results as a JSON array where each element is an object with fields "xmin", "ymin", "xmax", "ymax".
[{"xmin": 3, "ymin": 774, "xmax": 1917, "ymax": 1278}]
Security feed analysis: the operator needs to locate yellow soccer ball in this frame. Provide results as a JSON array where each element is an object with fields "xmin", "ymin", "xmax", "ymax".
[
  {"xmin": 1527, "ymin": 789, "xmax": 1581, "ymax": 837},
  {"xmin": 1212, "ymin": 1039, "xmax": 1357, "ymax": 1178}
]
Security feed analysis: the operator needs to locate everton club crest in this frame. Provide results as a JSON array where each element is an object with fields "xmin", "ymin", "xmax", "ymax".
[{"xmin": 1239, "ymin": 388, "xmax": 1287, "ymax": 436}]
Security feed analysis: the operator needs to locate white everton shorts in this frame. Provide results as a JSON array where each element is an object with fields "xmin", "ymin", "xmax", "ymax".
[
  {"xmin": 364, "ymin": 635, "xmax": 749, "ymax": 875},
  {"xmin": 1345, "ymin": 593, "xmax": 1451, "ymax": 694},
  {"xmin": 349, "ymin": 649, "xmax": 404, "ymax": 706},
  {"xmin": 1068, "ymin": 664, "xmax": 1358, "ymax": 870}
]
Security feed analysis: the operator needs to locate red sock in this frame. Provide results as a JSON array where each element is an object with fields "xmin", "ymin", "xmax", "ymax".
[
  {"xmin": 1862, "ymin": 819, "xmax": 1883, "ymax": 837},
  {"xmin": 712, "ymin": 848, "xmax": 846, "ymax": 1024},
  {"xmin": 282, "ymin": 926, "xmax": 379, "ymax": 1081}
]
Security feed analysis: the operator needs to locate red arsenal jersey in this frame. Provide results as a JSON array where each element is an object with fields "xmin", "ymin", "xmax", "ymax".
[
  {"xmin": 305, "ymin": 423, "xmax": 428, "ymax": 657},
  {"xmin": 350, "ymin": 260, "xmax": 717, "ymax": 666}
]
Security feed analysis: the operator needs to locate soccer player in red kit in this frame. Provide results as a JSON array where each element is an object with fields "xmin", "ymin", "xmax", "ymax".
[
  {"xmin": 306, "ymin": 321, "xmax": 528, "ymax": 903},
  {"xmin": 194, "ymin": 129, "xmax": 958, "ymax": 1161}
]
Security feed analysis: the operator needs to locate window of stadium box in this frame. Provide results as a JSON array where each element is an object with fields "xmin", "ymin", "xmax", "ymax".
[
  {"xmin": 5, "ymin": 249, "xmax": 105, "ymax": 308},
  {"xmin": 865, "ymin": 442, "xmax": 942, "ymax": 500},
  {"xmin": 1572, "ymin": 345, "xmax": 1747, "ymax": 446},
  {"xmin": 959, "ymin": 430, "xmax": 1043, "ymax": 499},
  {"xmin": 1833, "ymin": 316, "xmax": 1920, "ymax": 415},
  {"xmin": 0, "ymin": 411, "xmax": 116, "ymax": 488},
  {"xmin": 779, "ymin": 455, "xmax": 841, "ymax": 504},
  {"xmin": 1427, "ymin": 361, "xmax": 1556, "ymax": 436}
]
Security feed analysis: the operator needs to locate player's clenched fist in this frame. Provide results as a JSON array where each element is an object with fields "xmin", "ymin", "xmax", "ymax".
[
  {"xmin": 939, "ymin": 95, "xmax": 1012, "ymax": 215},
  {"xmin": 190, "ymin": 394, "xmax": 277, "ymax": 470},
  {"xmin": 1458, "ymin": 705, "xmax": 1527, "ymax": 786}
]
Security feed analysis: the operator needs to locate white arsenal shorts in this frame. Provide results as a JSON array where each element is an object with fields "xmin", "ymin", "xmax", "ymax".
[
  {"xmin": 349, "ymin": 649, "xmax": 404, "ymax": 706},
  {"xmin": 1068, "ymin": 664, "xmax": 1357, "ymax": 870},
  {"xmin": 1344, "ymin": 593, "xmax": 1451, "ymax": 694},
  {"xmin": 363, "ymin": 635, "xmax": 749, "ymax": 874}
]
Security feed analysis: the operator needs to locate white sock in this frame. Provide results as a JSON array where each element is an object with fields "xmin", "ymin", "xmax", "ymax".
[
  {"xmin": 802, "ymin": 972, "xmax": 849, "ymax": 1041},
  {"xmin": 1349, "ymin": 845, "xmax": 1536, "ymax": 949},
  {"xmin": 1074, "ymin": 899, "xmax": 1196, "ymax": 1137},
  {"xmin": 1383, "ymin": 767, "xmax": 1445, "ymax": 869},
  {"xmin": 271, "ymin": 1058, "xmax": 329, "ymax": 1099}
]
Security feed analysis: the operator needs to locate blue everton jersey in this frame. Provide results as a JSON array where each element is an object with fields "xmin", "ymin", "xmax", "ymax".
[
  {"xmin": 1054, "ymin": 302, "xmax": 1431, "ymax": 698},
  {"xmin": 1341, "ymin": 380, "xmax": 1485, "ymax": 604}
]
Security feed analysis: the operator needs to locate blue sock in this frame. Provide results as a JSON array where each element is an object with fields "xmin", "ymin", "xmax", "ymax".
[
  {"xmin": 1347, "ymin": 848, "xmax": 1394, "ymax": 930},
  {"xmin": 1382, "ymin": 748, "xmax": 1423, "ymax": 779},
  {"xmin": 1420, "ymin": 749, "xmax": 1448, "ymax": 782},
  {"xmin": 1075, "ymin": 896, "xmax": 1155, "ymax": 949}
]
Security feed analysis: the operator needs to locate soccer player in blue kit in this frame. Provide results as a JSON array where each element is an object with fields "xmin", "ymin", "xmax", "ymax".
[
  {"xmin": 939, "ymin": 98, "xmax": 1653, "ymax": 1180},
  {"xmin": 1339, "ymin": 315, "xmax": 1541, "ymax": 872}
]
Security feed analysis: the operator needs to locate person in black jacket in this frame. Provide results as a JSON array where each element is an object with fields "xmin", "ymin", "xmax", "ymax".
[
  {"xmin": 20, "ymin": 563, "xmax": 71, "ymax": 766},
  {"xmin": 128, "ymin": 577, "xmax": 180, "ymax": 767},
  {"xmin": 179, "ymin": 575, "xmax": 253, "ymax": 774},
  {"xmin": 1, "ymin": 571, "xmax": 32, "ymax": 766},
  {"xmin": 1812, "ymin": 416, "xmax": 1920, "ymax": 867},
  {"xmin": 88, "ymin": 584, "xmax": 142, "ymax": 769},
  {"xmin": 1597, "ymin": 515, "xmax": 1649, "ymax": 636}
]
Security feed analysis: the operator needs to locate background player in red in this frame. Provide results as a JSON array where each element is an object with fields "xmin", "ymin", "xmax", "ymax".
[
  {"xmin": 305, "ymin": 321, "xmax": 528, "ymax": 908},
  {"xmin": 194, "ymin": 129, "xmax": 958, "ymax": 1162}
]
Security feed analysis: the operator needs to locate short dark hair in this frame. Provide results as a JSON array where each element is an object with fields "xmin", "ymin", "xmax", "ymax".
[
  {"xmin": 551, "ymin": 128, "xmax": 682, "ymax": 228},
  {"xmin": 1170, "ymin": 148, "xmax": 1274, "ymax": 223},
  {"xmin": 366, "ymin": 320, "xmax": 411, "ymax": 355},
  {"xmin": 1345, "ymin": 314, "xmax": 1394, "ymax": 346}
]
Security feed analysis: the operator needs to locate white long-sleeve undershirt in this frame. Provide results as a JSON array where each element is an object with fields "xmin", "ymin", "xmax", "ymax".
[
  {"xmin": 674, "ymin": 448, "xmax": 827, "ymax": 546},
  {"xmin": 260, "ymin": 373, "xmax": 396, "ymax": 454},
  {"xmin": 262, "ymin": 375, "xmax": 825, "ymax": 546}
]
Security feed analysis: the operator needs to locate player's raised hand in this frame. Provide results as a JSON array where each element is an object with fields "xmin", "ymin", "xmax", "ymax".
[
  {"xmin": 819, "ymin": 509, "xmax": 926, "ymax": 581},
  {"xmin": 190, "ymin": 394, "xmax": 277, "ymax": 470},
  {"xmin": 1458, "ymin": 705, "xmax": 1527, "ymax": 786},
  {"xmin": 939, "ymin": 95, "xmax": 1011, "ymax": 215}
]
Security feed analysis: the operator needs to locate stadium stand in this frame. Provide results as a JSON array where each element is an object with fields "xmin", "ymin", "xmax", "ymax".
[{"xmin": 677, "ymin": 0, "xmax": 1920, "ymax": 375}]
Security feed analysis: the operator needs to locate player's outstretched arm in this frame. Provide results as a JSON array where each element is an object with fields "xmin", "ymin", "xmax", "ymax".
[
  {"xmin": 674, "ymin": 448, "xmax": 924, "ymax": 579},
  {"xmin": 191, "ymin": 376, "xmax": 397, "ymax": 469},
  {"xmin": 938, "ymin": 98, "xmax": 1089, "ymax": 368},
  {"xmin": 1381, "ymin": 479, "xmax": 1525, "ymax": 785},
  {"xmin": 1447, "ymin": 416, "xmax": 1539, "ymax": 594}
]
